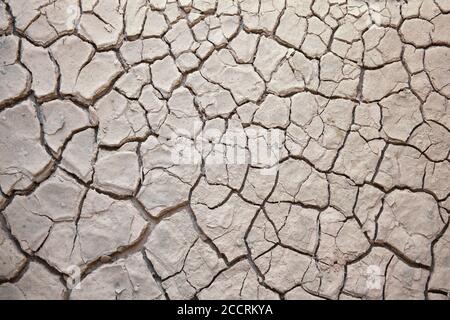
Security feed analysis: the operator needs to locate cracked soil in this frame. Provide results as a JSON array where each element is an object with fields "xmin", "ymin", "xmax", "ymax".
[{"xmin": 0, "ymin": 0, "xmax": 450, "ymax": 300}]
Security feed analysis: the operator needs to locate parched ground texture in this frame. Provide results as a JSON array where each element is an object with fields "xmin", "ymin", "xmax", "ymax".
[{"xmin": 0, "ymin": 0, "xmax": 450, "ymax": 300}]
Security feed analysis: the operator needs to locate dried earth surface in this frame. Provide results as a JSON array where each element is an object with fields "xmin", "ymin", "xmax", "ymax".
[{"xmin": 0, "ymin": 0, "xmax": 449, "ymax": 300}]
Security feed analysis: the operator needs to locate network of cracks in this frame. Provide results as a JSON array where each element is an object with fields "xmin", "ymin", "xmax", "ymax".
[{"xmin": 0, "ymin": 0, "xmax": 450, "ymax": 300}]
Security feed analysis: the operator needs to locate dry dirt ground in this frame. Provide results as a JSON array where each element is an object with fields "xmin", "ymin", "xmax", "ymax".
[{"xmin": 0, "ymin": 0, "xmax": 450, "ymax": 300}]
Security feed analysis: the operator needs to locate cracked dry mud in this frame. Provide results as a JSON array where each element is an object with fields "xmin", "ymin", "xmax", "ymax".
[{"xmin": 0, "ymin": 0, "xmax": 449, "ymax": 301}]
